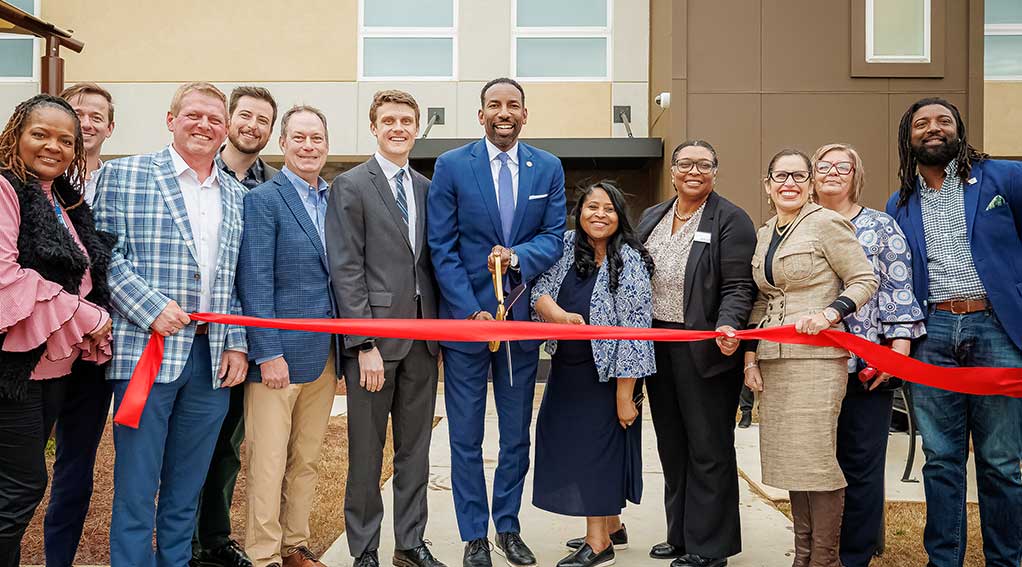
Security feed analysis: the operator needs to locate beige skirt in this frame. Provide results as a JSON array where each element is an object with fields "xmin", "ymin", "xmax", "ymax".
[{"xmin": 758, "ymin": 357, "xmax": 848, "ymax": 491}]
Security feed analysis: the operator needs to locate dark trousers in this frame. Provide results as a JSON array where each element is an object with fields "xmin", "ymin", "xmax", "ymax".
[
  {"xmin": 344, "ymin": 340, "xmax": 438, "ymax": 556},
  {"xmin": 0, "ymin": 381, "xmax": 48, "ymax": 567},
  {"xmin": 646, "ymin": 333, "xmax": 743, "ymax": 559},
  {"xmin": 193, "ymin": 384, "xmax": 245, "ymax": 552},
  {"xmin": 835, "ymin": 382, "xmax": 893, "ymax": 567},
  {"xmin": 738, "ymin": 385, "xmax": 754, "ymax": 413},
  {"xmin": 43, "ymin": 360, "xmax": 112, "ymax": 567}
]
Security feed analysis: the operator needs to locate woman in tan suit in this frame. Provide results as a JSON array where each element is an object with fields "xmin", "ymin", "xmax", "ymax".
[{"xmin": 741, "ymin": 149, "xmax": 877, "ymax": 567}]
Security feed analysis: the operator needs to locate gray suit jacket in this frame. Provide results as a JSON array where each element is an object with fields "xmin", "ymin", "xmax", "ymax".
[{"xmin": 327, "ymin": 156, "xmax": 439, "ymax": 360}]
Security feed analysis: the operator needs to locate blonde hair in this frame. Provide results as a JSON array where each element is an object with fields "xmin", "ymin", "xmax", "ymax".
[
  {"xmin": 169, "ymin": 82, "xmax": 227, "ymax": 116},
  {"xmin": 811, "ymin": 143, "xmax": 865, "ymax": 204}
]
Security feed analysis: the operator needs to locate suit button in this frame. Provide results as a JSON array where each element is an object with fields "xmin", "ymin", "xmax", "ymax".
[{"xmin": 194, "ymin": 273, "xmax": 201, "ymax": 280}]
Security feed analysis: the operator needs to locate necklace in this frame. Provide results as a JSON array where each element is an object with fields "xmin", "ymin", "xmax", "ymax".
[{"xmin": 673, "ymin": 201, "xmax": 696, "ymax": 222}]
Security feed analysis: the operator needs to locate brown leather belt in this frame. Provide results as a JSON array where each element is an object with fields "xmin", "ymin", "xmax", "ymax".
[
  {"xmin": 194, "ymin": 324, "xmax": 209, "ymax": 335},
  {"xmin": 933, "ymin": 298, "xmax": 990, "ymax": 314}
]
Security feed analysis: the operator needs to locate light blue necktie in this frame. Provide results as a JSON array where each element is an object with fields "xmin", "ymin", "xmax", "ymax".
[
  {"xmin": 394, "ymin": 168, "xmax": 409, "ymax": 226},
  {"xmin": 497, "ymin": 152, "xmax": 515, "ymax": 243}
]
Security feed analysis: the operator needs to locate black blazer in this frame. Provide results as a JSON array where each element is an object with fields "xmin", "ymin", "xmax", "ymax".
[{"xmin": 636, "ymin": 191, "xmax": 757, "ymax": 379}]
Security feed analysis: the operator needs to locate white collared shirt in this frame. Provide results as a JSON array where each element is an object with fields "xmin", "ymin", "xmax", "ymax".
[
  {"xmin": 83, "ymin": 160, "xmax": 103, "ymax": 207},
  {"xmin": 374, "ymin": 152, "xmax": 416, "ymax": 250},
  {"xmin": 484, "ymin": 137, "xmax": 519, "ymax": 203},
  {"xmin": 168, "ymin": 144, "xmax": 222, "ymax": 313}
]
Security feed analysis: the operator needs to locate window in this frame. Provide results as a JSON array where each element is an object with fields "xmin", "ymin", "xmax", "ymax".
[
  {"xmin": 512, "ymin": 0, "xmax": 612, "ymax": 81},
  {"xmin": 359, "ymin": 0, "xmax": 457, "ymax": 80},
  {"xmin": 0, "ymin": 0, "xmax": 38, "ymax": 81},
  {"xmin": 985, "ymin": 0, "xmax": 1022, "ymax": 80},
  {"xmin": 866, "ymin": 0, "xmax": 930, "ymax": 62}
]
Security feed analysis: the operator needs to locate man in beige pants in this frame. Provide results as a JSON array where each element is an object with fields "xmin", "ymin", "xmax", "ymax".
[{"xmin": 235, "ymin": 105, "xmax": 339, "ymax": 567}]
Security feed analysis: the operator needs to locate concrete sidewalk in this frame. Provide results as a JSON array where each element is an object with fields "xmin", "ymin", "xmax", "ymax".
[{"xmin": 321, "ymin": 387, "xmax": 796, "ymax": 567}]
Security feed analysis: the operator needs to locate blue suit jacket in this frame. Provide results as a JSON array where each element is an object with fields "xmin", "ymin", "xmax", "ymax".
[
  {"xmin": 886, "ymin": 159, "xmax": 1022, "ymax": 350},
  {"xmin": 236, "ymin": 171, "xmax": 336, "ymax": 383},
  {"xmin": 93, "ymin": 147, "xmax": 247, "ymax": 385},
  {"xmin": 427, "ymin": 138, "xmax": 566, "ymax": 353}
]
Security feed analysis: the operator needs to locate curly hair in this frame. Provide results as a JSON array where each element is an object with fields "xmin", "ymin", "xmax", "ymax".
[
  {"xmin": 0, "ymin": 94, "xmax": 86, "ymax": 210},
  {"xmin": 572, "ymin": 180, "xmax": 655, "ymax": 294}
]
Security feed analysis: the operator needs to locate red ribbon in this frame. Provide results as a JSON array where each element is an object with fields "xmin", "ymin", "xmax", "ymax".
[{"xmin": 112, "ymin": 313, "xmax": 1022, "ymax": 428}]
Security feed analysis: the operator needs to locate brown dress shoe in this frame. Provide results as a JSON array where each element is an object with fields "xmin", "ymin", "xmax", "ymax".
[
  {"xmin": 788, "ymin": 491, "xmax": 812, "ymax": 567},
  {"xmin": 283, "ymin": 545, "xmax": 327, "ymax": 567}
]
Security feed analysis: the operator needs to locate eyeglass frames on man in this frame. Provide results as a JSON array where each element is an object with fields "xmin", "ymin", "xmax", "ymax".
[
  {"xmin": 815, "ymin": 161, "xmax": 854, "ymax": 175},
  {"xmin": 769, "ymin": 170, "xmax": 811, "ymax": 184},
  {"xmin": 672, "ymin": 159, "xmax": 716, "ymax": 174}
]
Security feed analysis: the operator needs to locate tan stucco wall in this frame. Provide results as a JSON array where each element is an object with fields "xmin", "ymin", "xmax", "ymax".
[
  {"xmin": 518, "ymin": 82, "xmax": 612, "ymax": 138},
  {"xmin": 985, "ymin": 81, "xmax": 1022, "ymax": 157},
  {"xmin": 41, "ymin": 0, "xmax": 358, "ymax": 82}
]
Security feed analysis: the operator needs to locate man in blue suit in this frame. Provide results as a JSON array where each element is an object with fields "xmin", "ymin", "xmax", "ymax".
[
  {"xmin": 93, "ymin": 82, "xmax": 250, "ymax": 567},
  {"xmin": 236, "ymin": 105, "xmax": 338, "ymax": 567},
  {"xmin": 427, "ymin": 78, "xmax": 566, "ymax": 567},
  {"xmin": 886, "ymin": 97, "xmax": 1022, "ymax": 567}
]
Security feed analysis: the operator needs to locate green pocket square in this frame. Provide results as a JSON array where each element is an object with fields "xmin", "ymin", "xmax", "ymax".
[{"xmin": 986, "ymin": 195, "xmax": 1006, "ymax": 211}]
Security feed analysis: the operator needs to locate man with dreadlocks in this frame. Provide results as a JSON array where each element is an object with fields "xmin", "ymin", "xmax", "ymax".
[{"xmin": 886, "ymin": 97, "xmax": 1022, "ymax": 567}]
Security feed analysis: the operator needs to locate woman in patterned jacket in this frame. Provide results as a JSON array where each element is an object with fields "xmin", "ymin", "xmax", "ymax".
[
  {"xmin": 530, "ymin": 181, "xmax": 655, "ymax": 567},
  {"xmin": 811, "ymin": 143, "xmax": 925, "ymax": 567}
]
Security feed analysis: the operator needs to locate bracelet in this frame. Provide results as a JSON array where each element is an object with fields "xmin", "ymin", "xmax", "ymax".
[{"xmin": 743, "ymin": 361, "xmax": 759, "ymax": 372}]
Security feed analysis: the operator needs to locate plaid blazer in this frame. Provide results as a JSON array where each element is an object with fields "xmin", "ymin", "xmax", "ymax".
[{"xmin": 93, "ymin": 146, "xmax": 247, "ymax": 385}]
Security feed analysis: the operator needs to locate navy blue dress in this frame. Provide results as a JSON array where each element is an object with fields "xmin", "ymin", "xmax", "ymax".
[{"xmin": 533, "ymin": 265, "xmax": 643, "ymax": 517}]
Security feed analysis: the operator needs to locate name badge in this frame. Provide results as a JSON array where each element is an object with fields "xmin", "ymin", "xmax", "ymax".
[{"xmin": 694, "ymin": 231, "xmax": 711, "ymax": 244}]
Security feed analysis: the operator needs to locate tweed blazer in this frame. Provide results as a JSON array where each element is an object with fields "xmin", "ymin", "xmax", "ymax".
[
  {"xmin": 93, "ymin": 147, "xmax": 247, "ymax": 386},
  {"xmin": 749, "ymin": 203, "xmax": 878, "ymax": 360}
]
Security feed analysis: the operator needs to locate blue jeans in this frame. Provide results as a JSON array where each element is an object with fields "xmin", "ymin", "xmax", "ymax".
[{"xmin": 911, "ymin": 308, "xmax": 1022, "ymax": 567}]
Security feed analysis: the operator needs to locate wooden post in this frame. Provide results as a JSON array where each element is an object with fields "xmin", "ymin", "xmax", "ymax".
[{"xmin": 40, "ymin": 34, "xmax": 63, "ymax": 95}]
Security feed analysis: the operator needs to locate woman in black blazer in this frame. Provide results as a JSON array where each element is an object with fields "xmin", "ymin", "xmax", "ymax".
[{"xmin": 637, "ymin": 140, "xmax": 757, "ymax": 567}]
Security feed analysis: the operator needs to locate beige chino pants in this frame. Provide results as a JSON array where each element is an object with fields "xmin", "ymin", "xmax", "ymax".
[{"xmin": 244, "ymin": 354, "xmax": 336, "ymax": 567}]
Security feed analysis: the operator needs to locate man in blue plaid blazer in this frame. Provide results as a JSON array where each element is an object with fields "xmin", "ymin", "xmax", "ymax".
[{"xmin": 93, "ymin": 82, "xmax": 250, "ymax": 567}]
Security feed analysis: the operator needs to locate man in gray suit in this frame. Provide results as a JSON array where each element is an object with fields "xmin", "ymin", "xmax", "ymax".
[{"xmin": 326, "ymin": 90, "xmax": 445, "ymax": 567}]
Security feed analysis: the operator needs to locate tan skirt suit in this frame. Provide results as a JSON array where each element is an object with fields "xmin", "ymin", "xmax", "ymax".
[{"xmin": 749, "ymin": 203, "xmax": 878, "ymax": 491}]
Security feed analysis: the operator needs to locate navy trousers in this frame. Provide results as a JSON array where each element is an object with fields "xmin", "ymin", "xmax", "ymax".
[
  {"xmin": 109, "ymin": 335, "xmax": 229, "ymax": 567},
  {"xmin": 43, "ymin": 360, "xmax": 112, "ymax": 567},
  {"xmin": 442, "ymin": 344, "xmax": 539, "ymax": 542},
  {"xmin": 836, "ymin": 382, "xmax": 893, "ymax": 567}
]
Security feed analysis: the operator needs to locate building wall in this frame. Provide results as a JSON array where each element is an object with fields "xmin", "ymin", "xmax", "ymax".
[
  {"xmin": 650, "ymin": 0, "xmax": 984, "ymax": 223},
  {"xmin": 985, "ymin": 81, "xmax": 1022, "ymax": 157},
  {"xmin": 0, "ymin": 0, "xmax": 649, "ymax": 159}
]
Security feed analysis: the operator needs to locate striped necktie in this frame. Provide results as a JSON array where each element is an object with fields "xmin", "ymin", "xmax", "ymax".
[{"xmin": 394, "ymin": 169, "xmax": 409, "ymax": 226}]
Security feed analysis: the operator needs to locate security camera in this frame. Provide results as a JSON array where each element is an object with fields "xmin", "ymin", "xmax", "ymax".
[{"xmin": 654, "ymin": 92, "xmax": 671, "ymax": 110}]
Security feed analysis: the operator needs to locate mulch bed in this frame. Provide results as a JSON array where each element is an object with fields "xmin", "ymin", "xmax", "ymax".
[{"xmin": 21, "ymin": 414, "xmax": 388, "ymax": 565}]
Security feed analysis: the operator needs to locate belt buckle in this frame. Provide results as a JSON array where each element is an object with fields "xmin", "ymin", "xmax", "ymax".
[{"xmin": 950, "ymin": 300, "xmax": 968, "ymax": 315}]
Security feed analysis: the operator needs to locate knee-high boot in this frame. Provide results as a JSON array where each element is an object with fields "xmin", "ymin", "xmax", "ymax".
[
  {"xmin": 808, "ymin": 488, "xmax": 845, "ymax": 567},
  {"xmin": 789, "ymin": 491, "xmax": 812, "ymax": 567}
]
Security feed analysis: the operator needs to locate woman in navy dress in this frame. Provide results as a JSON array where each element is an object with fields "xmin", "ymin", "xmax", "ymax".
[{"xmin": 531, "ymin": 181, "xmax": 656, "ymax": 567}]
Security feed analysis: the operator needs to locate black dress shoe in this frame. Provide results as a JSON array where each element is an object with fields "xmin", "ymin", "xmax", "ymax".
[
  {"xmin": 649, "ymin": 542, "xmax": 685, "ymax": 560},
  {"xmin": 463, "ymin": 538, "xmax": 492, "ymax": 567},
  {"xmin": 738, "ymin": 410, "xmax": 752, "ymax": 429},
  {"xmin": 671, "ymin": 554, "xmax": 727, "ymax": 567},
  {"xmin": 556, "ymin": 543, "xmax": 615, "ymax": 567},
  {"xmin": 355, "ymin": 550, "xmax": 380, "ymax": 567},
  {"xmin": 395, "ymin": 542, "xmax": 448, "ymax": 567},
  {"xmin": 495, "ymin": 532, "xmax": 536, "ymax": 566},
  {"xmin": 566, "ymin": 525, "xmax": 629, "ymax": 550},
  {"xmin": 193, "ymin": 539, "xmax": 254, "ymax": 567}
]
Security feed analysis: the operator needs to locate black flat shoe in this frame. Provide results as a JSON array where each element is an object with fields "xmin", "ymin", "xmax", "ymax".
[
  {"xmin": 566, "ymin": 525, "xmax": 629, "ymax": 550},
  {"xmin": 355, "ymin": 550, "xmax": 380, "ymax": 567},
  {"xmin": 395, "ymin": 542, "xmax": 447, "ymax": 567},
  {"xmin": 193, "ymin": 539, "xmax": 253, "ymax": 567},
  {"xmin": 649, "ymin": 542, "xmax": 685, "ymax": 560},
  {"xmin": 495, "ymin": 532, "xmax": 536, "ymax": 566},
  {"xmin": 463, "ymin": 538, "xmax": 492, "ymax": 567},
  {"xmin": 671, "ymin": 554, "xmax": 727, "ymax": 567},
  {"xmin": 556, "ymin": 543, "xmax": 615, "ymax": 567},
  {"xmin": 738, "ymin": 410, "xmax": 752, "ymax": 429}
]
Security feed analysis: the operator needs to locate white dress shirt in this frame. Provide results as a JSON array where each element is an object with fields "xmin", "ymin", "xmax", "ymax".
[
  {"xmin": 484, "ymin": 137, "xmax": 519, "ymax": 203},
  {"xmin": 83, "ymin": 160, "xmax": 104, "ymax": 207},
  {"xmin": 374, "ymin": 152, "xmax": 416, "ymax": 250},
  {"xmin": 168, "ymin": 145, "xmax": 222, "ymax": 313}
]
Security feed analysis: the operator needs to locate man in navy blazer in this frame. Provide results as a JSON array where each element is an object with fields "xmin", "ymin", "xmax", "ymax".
[
  {"xmin": 236, "ymin": 105, "xmax": 338, "ymax": 567},
  {"xmin": 886, "ymin": 97, "xmax": 1022, "ymax": 567},
  {"xmin": 427, "ymin": 78, "xmax": 566, "ymax": 567}
]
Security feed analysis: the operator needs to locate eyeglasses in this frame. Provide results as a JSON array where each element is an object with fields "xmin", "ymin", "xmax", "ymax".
[
  {"xmin": 672, "ymin": 159, "xmax": 716, "ymax": 174},
  {"xmin": 815, "ymin": 161, "xmax": 854, "ymax": 175},
  {"xmin": 769, "ymin": 170, "xmax": 811, "ymax": 184}
]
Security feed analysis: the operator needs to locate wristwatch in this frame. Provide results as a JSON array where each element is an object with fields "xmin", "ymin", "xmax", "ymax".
[
  {"xmin": 509, "ymin": 249, "xmax": 520, "ymax": 271},
  {"xmin": 358, "ymin": 339, "xmax": 376, "ymax": 352},
  {"xmin": 822, "ymin": 307, "xmax": 841, "ymax": 325}
]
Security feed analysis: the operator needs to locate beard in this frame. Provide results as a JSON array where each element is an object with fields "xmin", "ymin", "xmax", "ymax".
[
  {"xmin": 228, "ymin": 131, "xmax": 266, "ymax": 155},
  {"xmin": 912, "ymin": 135, "xmax": 960, "ymax": 166}
]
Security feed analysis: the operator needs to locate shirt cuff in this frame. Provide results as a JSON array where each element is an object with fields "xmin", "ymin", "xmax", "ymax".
[{"xmin": 255, "ymin": 354, "xmax": 284, "ymax": 365}]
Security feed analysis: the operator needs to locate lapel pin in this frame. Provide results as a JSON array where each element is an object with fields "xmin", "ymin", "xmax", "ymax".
[
  {"xmin": 526, "ymin": 161, "xmax": 533, "ymax": 167},
  {"xmin": 968, "ymin": 177, "xmax": 977, "ymax": 185}
]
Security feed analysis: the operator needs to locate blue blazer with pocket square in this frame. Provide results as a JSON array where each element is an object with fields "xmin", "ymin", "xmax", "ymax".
[
  {"xmin": 237, "ymin": 170, "xmax": 337, "ymax": 383},
  {"xmin": 886, "ymin": 158, "xmax": 1022, "ymax": 350}
]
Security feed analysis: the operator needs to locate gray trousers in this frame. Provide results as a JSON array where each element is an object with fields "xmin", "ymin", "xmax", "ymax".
[{"xmin": 343, "ymin": 340, "xmax": 439, "ymax": 556}]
